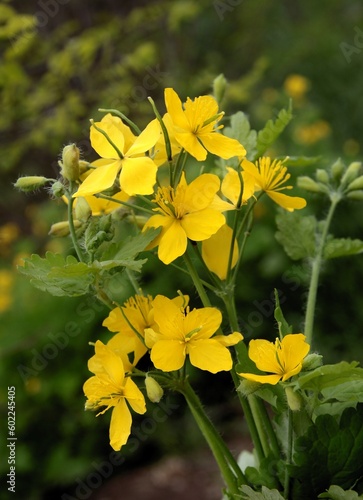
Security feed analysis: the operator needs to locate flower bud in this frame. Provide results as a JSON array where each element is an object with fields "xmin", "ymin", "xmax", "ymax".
[
  {"xmin": 346, "ymin": 190, "xmax": 363, "ymax": 201},
  {"xmin": 346, "ymin": 175, "xmax": 363, "ymax": 192},
  {"xmin": 74, "ymin": 197, "xmax": 91, "ymax": 221},
  {"xmin": 60, "ymin": 144, "xmax": 80, "ymax": 181},
  {"xmin": 49, "ymin": 220, "xmax": 82, "ymax": 237},
  {"xmin": 297, "ymin": 176, "xmax": 323, "ymax": 193},
  {"xmin": 51, "ymin": 180, "xmax": 66, "ymax": 198},
  {"xmin": 145, "ymin": 375, "xmax": 164, "ymax": 403},
  {"xmin": 285, "ymin": 386, "xmax": 302, "ymax": 412},
  {"xmin": 315, "ymin": 169, "xmax": 330, "ymax": 185},
  {"xmin": 301, "ymin": 353, "xmax": 323, "ymax": 371},
  {"xmin": 330, "ymin": 158, "xmax": 345, "ymax": 182},
  {"xmin": 213, "ymin": 73, "xmax": 227, "ymax": 105},
  {"xmin": 341, "ymin": 161, "xmax": 362, "ymax": 187},
  {"xmin": 14, "ymin": 176, "xmax": 48, "ymax": 192}
]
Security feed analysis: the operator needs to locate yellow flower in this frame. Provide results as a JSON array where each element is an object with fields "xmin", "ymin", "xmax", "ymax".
[
  {"xmin": 145, "ymin": 295, "xmax": 243, "ymax": 373},
  {"xmin": 143, "ymin": 173, "xmax": 226, "ymax": 264},
  {"xmin": 241, "ymin": 157, "xmax": 307, "ymax": 211},
  {"xmin": 84, "ymin": 340, "xmax": 146, "ymax": 451},
  {"xmin": 238, "ymin": 334, "xmax": 310, "ymax": 385},
  {"xmin": 164, "ymin": 88, "xmax": 246, "ymax": 161},
  {"xmin": 202, "ymin": 224, "xmax": 238, "ymax": 280},
  {"xmin": 152, "ymin": 113, "xmax": 182, "ymax": 166},
  {"xmin": 283, "ymin": 74, "xmax": 310, "ymax": 100},
  {"xmin": 74, "ymin": 113, "xmax": 160, "ymax": 198}
]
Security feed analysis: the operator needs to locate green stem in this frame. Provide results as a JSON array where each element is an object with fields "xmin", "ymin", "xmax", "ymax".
[
  {"xmin": 67, "ymin": 184, "xmax": 84, "ymax": 262},
  {"xmin": 304, "ymin": 196, "xmax": 339, "ymax": 346},
  {"xmin": 184, "ymin": 249, "xmax": 211, "ymax": 307},
  {"xmin": 181, "ymin": 379, "xmax": 248, "ymax": 493},
  {"xmin": 96, "ymin": 193, "xmax": 155, "ymax": 215},
  {"xmin": 173, "ymin": 149, "xmax": 187, "ymax": 187},
  {"xmin": 283, "ymin": 408, "xmax": 293, "ymax": 499}
]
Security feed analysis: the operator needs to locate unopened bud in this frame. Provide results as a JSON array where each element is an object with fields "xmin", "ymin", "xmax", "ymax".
[
  {"xmin": 79, "ymin": 160, "xmax": 90, "ymax": 175},
  {"xmin": 315, "ymin": 169, "xmax": 330, "ymax": 184},
  {"xmin": 213, "ymin": 73, "xmax": 228, "ymax": 105},
  {"xmin": 297, "ymin": 176, "xmax": 323, "ymax": 193},
  {"xmin": 285, "ymin": 386, "xmax": 302, "ymax": 412},
  {"xmin": 302, "ymin": 353, "xmax": 323, "ymax": 371},
  {"xmin": 14, "ymin": 176, "xmax": 48, "ymax": 192},
  {"xmin": 60, "ymin": 144, "xmax": 80, "ymax": 181},
  {"xmin": 51, "ymin": 180, "xmax": 65, "ymax": 198},
  {"xmin": 330, "ymin": 158, "xmax": 345, "ymax": 181},
  {"xmin": 346, "ymin": 175, "xmax": 363, "ymax": 192},
  {"xmin": 145, "ymin": 375, "xmax": 164, "ymax": 403},
  {"xmin": 341, "ymin": 161, "xmax": 362, "ymax": 187},
  {"xmin": 49, "ymin": 220, "xmax": 82, "ymax": 237},
  {"xmin": 74, "ymin": 197, "xmax": 91, "ymax": 221},
  {"xmin": 346, "ymin": 190, "xmax": 363, "ymax": 201}
]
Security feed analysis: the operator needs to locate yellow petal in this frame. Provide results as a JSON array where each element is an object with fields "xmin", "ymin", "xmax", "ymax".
[
  {"xmin": 238, "ymin": 372, "xmax": 281, "ymax": 385},
  {"xmin": 90, "ymin": 115, "xmax": 125, "ymax": 159},
  {"xmin": 158, "ymin": 219, "xmax": 187, "ymax": 264},
  {"xmin": 266, "ymin": 191, "xmax": 307, "ymax": 211},
  {"xmin": 174, "ymin": 130, "xmax": 207, "ymax": 160},
  {"xmin": 74, "ymin": 160, "xmax": 121, "ymax": 198},
  {"xmin": 123, "ymin": 377, "xmax": 146, "ymax": 414},
  {"xmin": 184, "ymin": 174, "xmax": 221, "ymax": 212},
  {"xmin": 93, "ymin": 340, "xmax": 125, "ymax": 386},
  {"xmin": 184, "ymin": 307, "xmax": 222, "ymax": 339},
  {"xmin": 248, "ymin": 339, "xmax": 283, "ymax": 375},
  {"xmin": 200, "ymin": 133, "xmax": 246, "ymax": 159},
  {"xmin": 221, "ymin": 168, "xmax": 242, "ymax": 205},
  {"xmin": 152, "ymin": 295, "xmax": 185, "ymax": 340},
  {"xmin": 126, "ymin": 119, "xmax": 161, "ymax": 157},
  {"xmin": 214, "ymin": 331, "xmax": 243, "ymax": 346},
  {"xmin": 202, "ymin": 224, "xmax": 239, "ymax": 280},
  {"xmin": 183, "ymin": 95, "xmax": 218, "ymax": 132},
  {"xmin": 109, "ymin": 400, "xmax": 132, "ymax": 451},
  {"xmin": 164, "ymin": 88, "xmax": 190, "ymax": 130},
  {"xmin": 151, "ymin": 339, "xmax": 186, "ymax": 371},
  {"xmin": 84, "ymin": 190, "xmax": 129, "ymax": 216},
  {"xmin": 188, "ymin": 339, "xmax": 233, "ymax": 373},
  {"xmin": 119, "ymin": 157, "xmax": 157, "ymax": 196},
  {"xmin": 279, "ymin": 334, "xmax": 310, "ymax": 376},
  {"xmin": 181, "ymin": 208, "xmax": 225, "ymax": 241}
]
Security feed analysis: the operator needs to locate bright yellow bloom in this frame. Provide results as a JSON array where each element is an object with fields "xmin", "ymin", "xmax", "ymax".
[
  {"xmin": 202, "ymin": 224, "xmax": 238, "ymax": 280},
  {"xmin": 152, "ymin": 113, "xmax": 182, "ymax": 166},
  {"xmin": 164, "ymin": 88, "xmax": 246, "ymax": 161},
  {"xmin": 145, "ymin": 295, "xmax": 243, "ymax": 373},
  {"xmin": 84, "ymin": 340, "xmax": 146, "ymax": 451},
  {"xmin": 241, "ymin": 157, "xmax": 307, "ymax": 211},
  {"xmin": 238, "ymin": 334, "xmax": 310, "ymax": 385},
  {"xmin": 74, "ymin": 113, "xmax": 160, "ymax": 198},
  {"xmin": 143, "ymin": 173, "xmax": 226, "ymax": 264}
]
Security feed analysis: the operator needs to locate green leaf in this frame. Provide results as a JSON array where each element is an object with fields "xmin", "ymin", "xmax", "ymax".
[
  {"xmin": 318, "ymin": 484, "xmax": 363, "ymax": 499},
  {"xmin": 289, "ymin": 404, "xmax": 363, "ymax": 499},
  {"xmin": 323, "ymin": 237, "xmax": 363, "ymax": 259},
  {"xmin": 239, "ymin": 485, "xmax": 285, "ymax": 500},
  {"xmin": 273, "ymin": 288, "xmax": 293, "ymax": 336},
  {"xmin": 277, "ymin": 155, "xmax": 323, "ymax": 167},
  {"xmin": 275, "ymin": 211, "xmax": 317, "ymax": 260},
  {"xmin": 255, "ymin": 102, "xmax": 293, "ymax": 159},
  {"xmin": 223, "ymin": 111, "xmax": 257, "ymax": 161},
  {"xmin": 101, "ymin": 227, "xmax": 160, "ymax": 262},
  {"xmin": 18, "ymin": 252, "xmax": 95, "ymax": 297}
]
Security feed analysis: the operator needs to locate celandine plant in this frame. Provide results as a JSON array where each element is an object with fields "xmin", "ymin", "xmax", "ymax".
[{"xmin": 16, "ymin": 76, "xmax": 363, "ymax": 499}]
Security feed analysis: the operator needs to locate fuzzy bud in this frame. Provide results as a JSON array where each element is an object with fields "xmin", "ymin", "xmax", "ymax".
[
  {"xmin": 60, "ymin": 144, "xmax": 80, "ymax": 181},
  {"xmin": 74, "ymin": 197, "xmax": 91, "ymax": 221},
  {"xmin": 302, "ymin": 353, "xmax": 323, "ymax": 371},
  {"xmin": 346, "ymin": 175, "xmax": 363, "ymax": 192},
  {"xmin": 341, "ymin": 161, "xmax": 362, "ymax": 187},
  {"xmin": 346, "ymin": 190, "xmax": 363, "ymax": 201},
  {"xmin": 145, "ymin": 375, "xmax": 164, "ymax": 403},
  {"xmin": 330, "ymin": 158, "xmax": 345, "ymax": 181},
  {"xmin": 51, "ymin": 180, "xmax": 66, "ymax": 198},
  {"xmin": 297, "ymin": 176, "xmax": 323, "ymax": 193},
  {"xmin": 315, "ymin": 169, "xmax": 330, "ymax": 185},
  {"xmin": 14, "ymin": 176, "xmax": 48, "ymax": 192},
  {"xmin": 213, "ymin": 73, "xmax": 227, "ymax": 105},
  {"xmin": 49, "ymin": 220, "xmax": 82, "ymax": 237},
  {"xmin": 285, "ymin": 386, "xmax": 302, "ymax": 412}
]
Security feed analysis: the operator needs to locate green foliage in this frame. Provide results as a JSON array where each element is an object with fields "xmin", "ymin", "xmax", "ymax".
[
  {"xmin": 255, "ymin": 103, "xmax": 293, "ymax": 159},
  {"xmin": 289, "ymin": 405, "xmax": 363, "ymax": 499},
  {"xmin": 275, "ymin": 211, "xmax": 317, "ymax": 260},
  {"xmin": 319, "ymin": 485, "xmax": 363, "ymax": 499},
  {"xmin": 223, "ymin": 111, "xmax": 257, "ymax": 162},
  {"xmin": 323, "ymin": 237, "xmax": 363, "ymax": 259},
  {"xmin": 239, "ymin": 485, "xmax": 285, "ymax": 500}
]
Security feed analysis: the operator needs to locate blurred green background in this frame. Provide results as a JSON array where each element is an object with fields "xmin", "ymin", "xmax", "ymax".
[{"xmin": 1, "ymin": 0, "xmax": 363, "ymax": 498}]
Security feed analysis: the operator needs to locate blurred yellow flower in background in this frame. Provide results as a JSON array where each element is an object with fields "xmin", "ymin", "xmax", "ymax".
[{"xmin": 283, "ymin": 74, "xmax": 310, "ymax": 100}]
